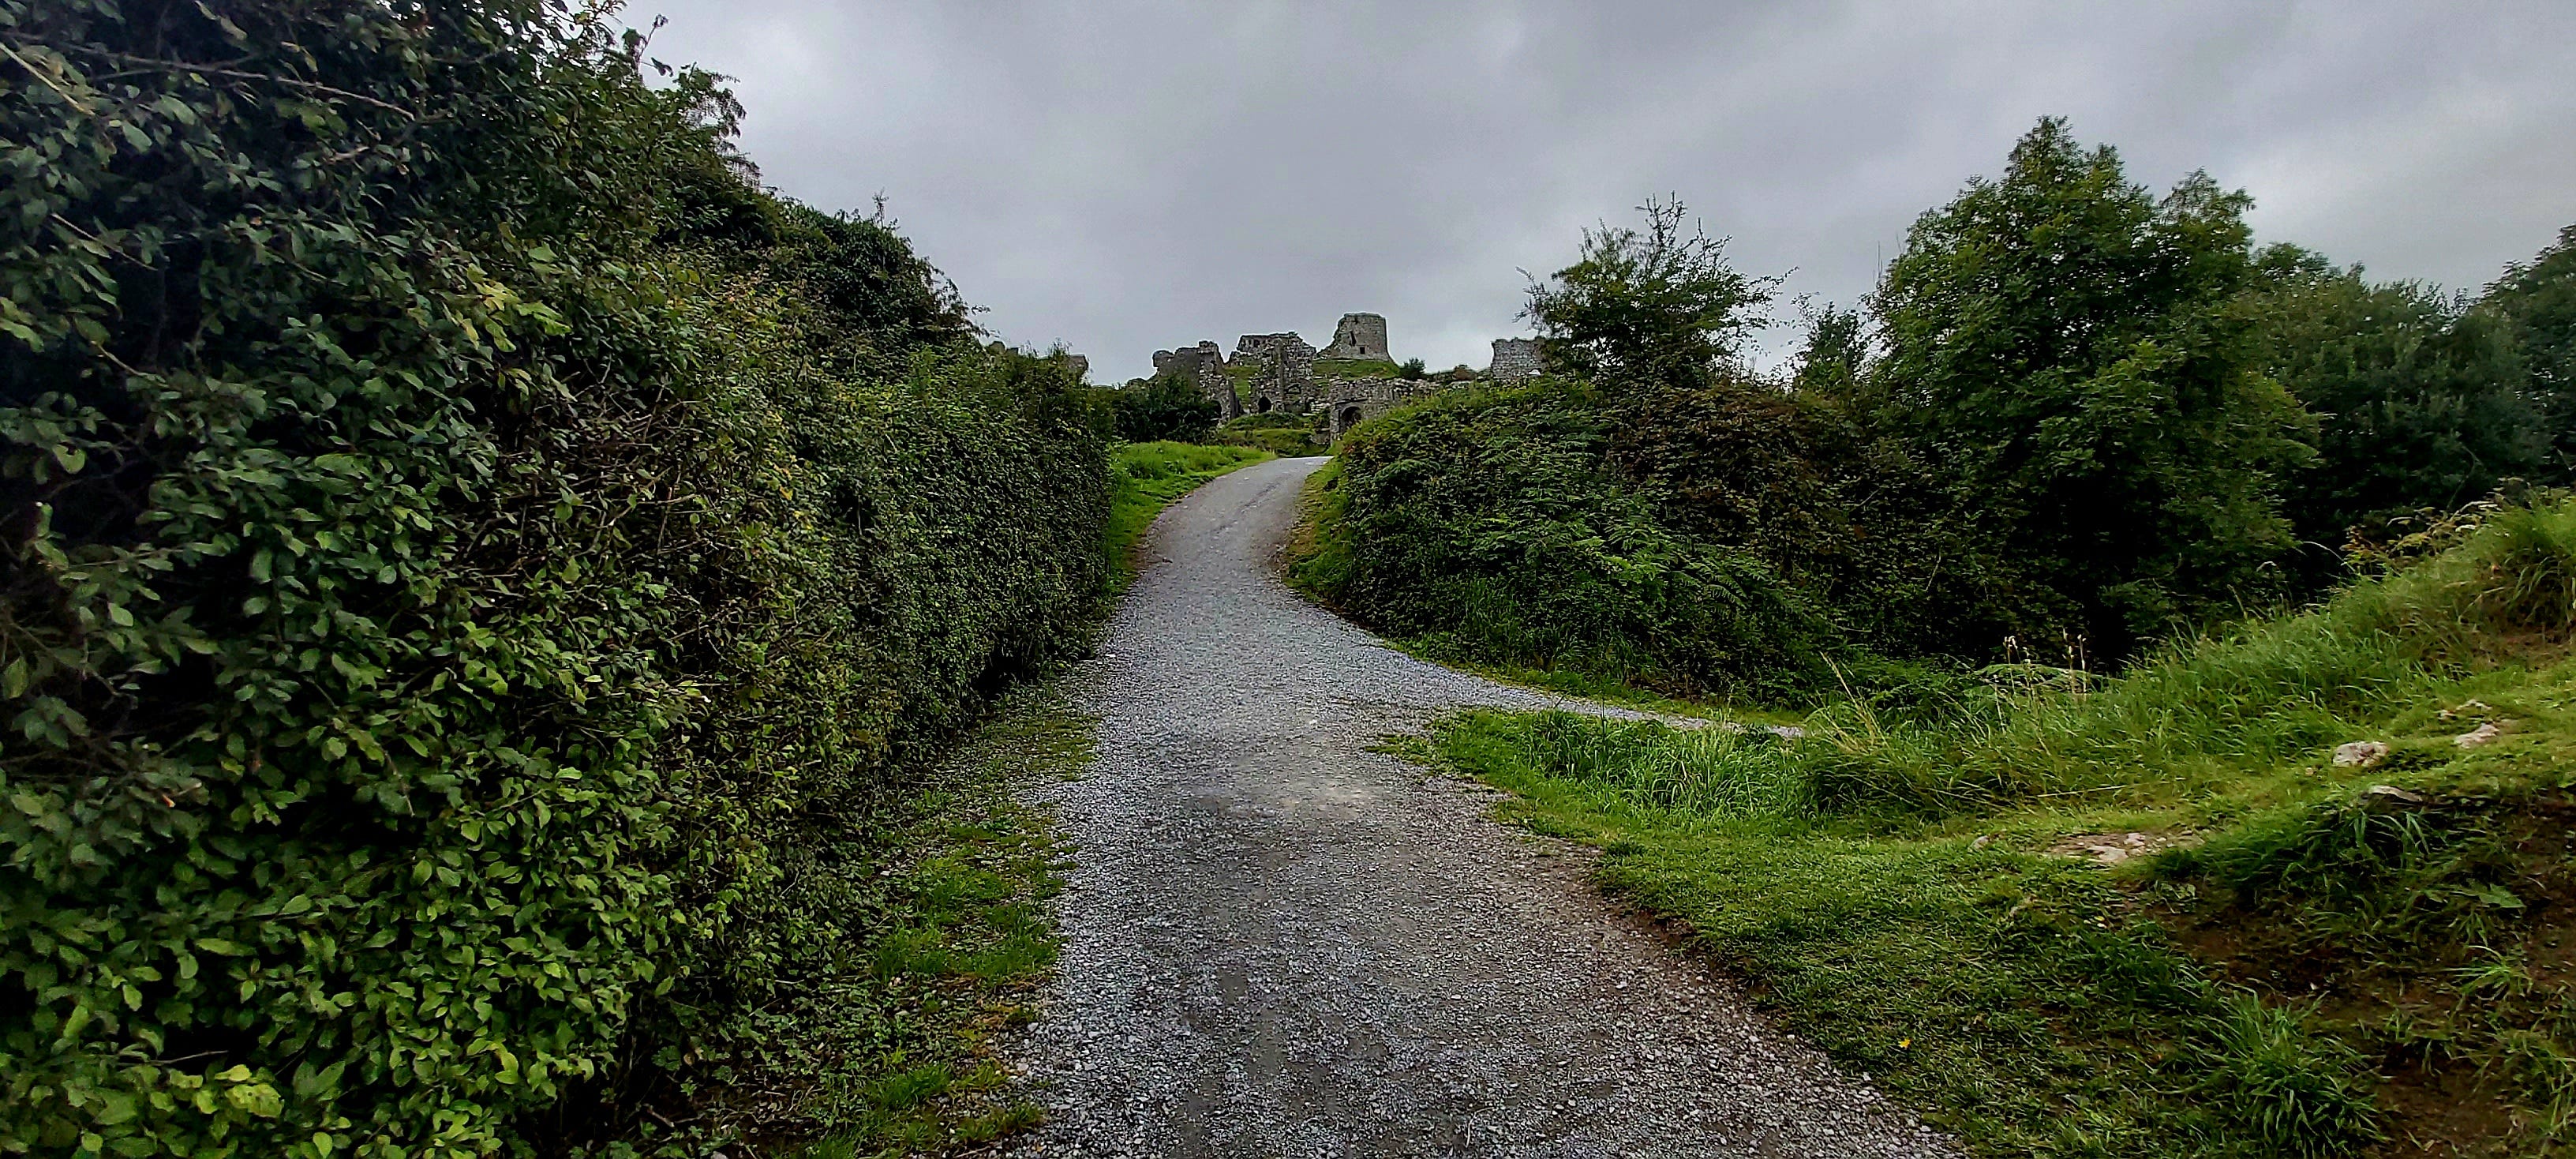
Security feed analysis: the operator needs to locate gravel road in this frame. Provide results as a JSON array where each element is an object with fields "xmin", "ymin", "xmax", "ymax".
[{"xmin": 1009, "ymin": 456, "xmax": 1952, "ymax": 1157}]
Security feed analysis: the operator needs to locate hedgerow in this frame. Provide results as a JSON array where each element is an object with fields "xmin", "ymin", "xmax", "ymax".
[{"xmin": 1, "ymin": 3, "xmax": 1107, "ymax": 1156}]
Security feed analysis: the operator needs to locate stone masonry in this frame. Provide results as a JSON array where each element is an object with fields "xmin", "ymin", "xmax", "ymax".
[
  {"xmin": 1152, "ymin": 313, "xmax": 1538, "ymax": 437},
  {"xmin": 1488, "ymin": 337, "xmax": 1541, "ymax": 382},
  {"xmin": 1322, "ymin": 313, "xmax": 1390, "ymax": 361},
  {"xmin": 1151, "ymin": 340, "xmax": 1235, "ymax": 418},
  {"xmin": 1232, "ymin": 332, "xmax": 1319, "ymax": 414}
]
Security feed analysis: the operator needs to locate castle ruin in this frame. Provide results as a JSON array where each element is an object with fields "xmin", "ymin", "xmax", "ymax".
[
  {"xmin": 1488, "ymin": 338, "xmax": 1541, "ymax": 383},
  {"xmin": 1322, "ymin": 313, "xmax": 1389, "ymax": 361},
  {"xmin": 1149, "ymin": 313, "xmax": 1539, "ymax": 439}
]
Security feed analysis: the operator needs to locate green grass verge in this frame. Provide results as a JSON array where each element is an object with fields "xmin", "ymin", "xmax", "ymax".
[
  {"xmin": 1417, "ymin": 502, "xmax": 2576, "ymax": 1157},
  {"xmin": 1103, "ymin": 441, "xmax": 1275, "ymax": 591},
  {"xmin": 762, "ymin": 690, "xmax": 1093, "ymax": 1158}
]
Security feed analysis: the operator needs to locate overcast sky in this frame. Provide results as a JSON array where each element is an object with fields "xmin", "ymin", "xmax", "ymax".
[{"xmin": 631, "ymin": 2, "xmax": 2576, "ymax": 382}]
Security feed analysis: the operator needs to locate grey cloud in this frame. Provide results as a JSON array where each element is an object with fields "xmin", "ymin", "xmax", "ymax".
[{"xmin": 635, "ymin": 2, "xmax": 2576, "ymax": 381}]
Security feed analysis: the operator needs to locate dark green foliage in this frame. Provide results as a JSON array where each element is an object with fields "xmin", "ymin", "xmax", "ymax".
[
  {"xmin": 1293, "ymin": 382, "xmax": 1837, "ymax": 700},
  {"xmin": 2483, "ymin": 226, "xmax": 2576, "ymax": 471},
  {"xmin": 2248, "ymin": 247, "xmax": 2544, "ymax": 553},
  {"xmin": 1398, "ymin": 358, "xmax": 1428, "ymax": 380},
  {"xmin": 1101, "ymin": 372, "xmax": 1219, "ymax": 443},
  {"xmin": 0, "ymin": 4, "xmax": 1107, "ymax": 1156},
  {"xmin": 1522, "ymin": 197, "xmax": 1777, "ymax": 390},
  {"xmin": 1871, "ymin": 118, "xmax": 2312, "ymax": 655},
  {"xmin": 1791, "ymin": 298, "xmax": 1869, "ymax": 398},
  {"xmin": 1603, "ymin": 377, "xmax": 2021, "ymax": 658}
]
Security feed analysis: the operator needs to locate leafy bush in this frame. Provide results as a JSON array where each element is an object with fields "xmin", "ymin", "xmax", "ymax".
[
  {"xmin": 2484, "ymin": 226, "xmax": 2576, "ymax": 471},
  {"xmin": 1097, "ymin": 372, "xmax": 1218, "ymax": 443},
  {"xmin": 0, "ymin": 5, "xmax": 1107, "ymax": 1155},
  {"xmin": 1292, "ymin": 381, "xmax": 1837, "ymax": 700}
]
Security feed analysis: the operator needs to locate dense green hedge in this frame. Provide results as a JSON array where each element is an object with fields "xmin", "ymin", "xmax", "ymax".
[
  {"xmin": 1, "ymin": 4, "xmax": 1106, "ymax": 1156},
  {"xmin": 1294, "ymin": 381, "xmax": 1838, "ymax": 700}
]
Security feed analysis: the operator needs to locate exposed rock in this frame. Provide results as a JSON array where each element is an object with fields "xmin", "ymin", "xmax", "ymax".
[
  {"xmin": 2331, "ymin": 740, "xmax": 2390, "ymax": 767},
  {"xmin": 2455, "ymin": 722, "xmax": 2505, "ymax": 748},
  {"xmin": 2045, "ymin": 830, "xmax": 2186, "ymax": 866},
  {"xmin": 2364, "ymin": 784, "xmax": 2426, "ymax": 804}
]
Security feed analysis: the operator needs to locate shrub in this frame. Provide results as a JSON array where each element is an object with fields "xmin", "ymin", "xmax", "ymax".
[
  {"xmin": 1099, "ymin": 372, "xmax": 1219, "ymax": 443},
  {"xmin": 0, "ymin": 5, "xmax": 1107, "ymax": 1155},
  {"xmin": 1294, "ymin": 381, "xmax": 1837, "ymax": 700}
]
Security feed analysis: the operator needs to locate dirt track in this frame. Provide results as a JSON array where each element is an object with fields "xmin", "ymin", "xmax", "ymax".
[{"xmin": 1010, "ymin": 456, "xmax": 1949, "ymax": 1157}]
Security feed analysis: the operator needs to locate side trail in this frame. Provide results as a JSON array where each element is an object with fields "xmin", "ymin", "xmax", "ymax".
[{"xmin": 1011, "ymin": 456, "xmax": 1951, "ymax": 1157}]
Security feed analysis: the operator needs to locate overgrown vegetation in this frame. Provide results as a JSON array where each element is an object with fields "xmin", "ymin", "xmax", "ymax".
[
  {"xmin": 1091, "ymin": 371, "xmax": 1219, "ymax": 444},
  {"xmin": 1433, "ymin": 500, "xmax": 2576, "ymax": 1156},
  {"xmin": 1295, "ymin": 118, "xmax": 2576, "ymax": 694},
  {"xmin": 1294, "ymin": 114, "xmax": 2576, "ymax": 1157},
  {"xmin": 0, "ymin": 3, "xmax": 1119, "ymax": 1155},
  {"xmin": 766, "ymin": 692, "xmax": 1088, "ymax": 1159}
]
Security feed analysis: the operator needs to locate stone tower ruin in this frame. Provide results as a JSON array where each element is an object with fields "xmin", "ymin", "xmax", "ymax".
[
  {"xmin": 1488, "ymin": 338, "xmax": 1541, "ymax": 382},
  {"xmin": 1323, "ymin": 313, "xmax": 1389, "ymax": 362}
]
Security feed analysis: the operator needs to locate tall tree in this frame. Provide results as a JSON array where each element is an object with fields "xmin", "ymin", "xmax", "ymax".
[
  {"xmin": 1522, "ymin": 198, "xmax": 1778, "ymax": 390},
  {"xmin": 2482, "ymin": 225, "xmax": 2576, "ymax": 472},
  {"xmin": 1870, "ymin": 118, "xmax": 2310, "ymax": 654},
  {"xmin": 2248, "ymin": 246, "xmax": 2544, "ymax": 548}
]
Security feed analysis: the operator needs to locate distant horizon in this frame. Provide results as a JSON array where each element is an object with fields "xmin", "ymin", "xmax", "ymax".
[{"xmin": 634, "ymin": 2, "xmax": 2576, "ymax": 381}]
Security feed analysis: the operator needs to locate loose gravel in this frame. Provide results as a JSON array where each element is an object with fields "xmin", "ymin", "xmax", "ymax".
[{"xmin": 1009, "ymin": 456, "xmax": 1954, "ymax": 1157}]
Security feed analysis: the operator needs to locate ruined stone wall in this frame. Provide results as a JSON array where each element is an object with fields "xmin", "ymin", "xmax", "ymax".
[
  {"xmin": 1231, "ymin": 332, "xmax": 1318, "ymax": 414},
  {"xmin": 1318, "ymin": 376, "xmax": 1442, "ymax": 437},
  {"xmin": 1152, "ymin": 340, "xmax": 1236, "ymax": 418},
  {"xmin": 1488, "ymin": 338, "xmax": 1541, "ymax": 382},
  {"xmin": 1323, "ymin": 313, "xmax": 1390, "ymax": 361}
]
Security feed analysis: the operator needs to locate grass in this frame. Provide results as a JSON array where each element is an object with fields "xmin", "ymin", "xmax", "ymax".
[
  {"xmin": 1416, "ymin": 501, "xmax": 2576, "ymax": 1157},
  {"xmin": 1212, "ymin": 413, "xmax": 1320, "ymax": 456},
  {"xmin": 766, "ymin": 443, "xmax": 1267, "ymax": 1157},
  {"xmin": 1103, "ymin": 440, "xmax": 1274, "ymax": 591},
  {"xmin": 761, "ymin": 690, "xmax": 1093, "ymax": 1158}
]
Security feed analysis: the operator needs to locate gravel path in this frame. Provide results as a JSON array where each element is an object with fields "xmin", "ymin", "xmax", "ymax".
[{"xmin": 1010, "ymin": 456, "xmax": 1952, "ymax": 1157}]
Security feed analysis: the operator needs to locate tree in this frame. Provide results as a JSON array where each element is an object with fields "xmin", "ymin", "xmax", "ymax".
[
  {"xmin": 1870, "ymin": 118, "xmax": 2311, "ymax": 654},
  {"xmin": 1792, "ymin": 298, "xmax": 1870, "ymax": 399},
  {"xmin": 2482, "ymin": 224, "xmax": 2576, "ymax": 472},
  {"xmin": 2249, "ymin": 246, "xmax": 2544, "ymax": 548},
  {"xmin": 1522, "ymin": 198, "xmax": 1778, "ymax": 389}
]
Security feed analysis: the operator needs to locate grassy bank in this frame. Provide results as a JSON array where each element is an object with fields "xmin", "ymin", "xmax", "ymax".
[
  {"xmin": 1426, "ymin": 501, "xmax": 2576, "ymax": 1157},
  {"xmin": 1104, "ymin": 441, "xmax": 1276, "ymax": 589},
  {"xmin": 1212, "ymin": 412, "xmax": 1323, "ymax": 456},
  {"xmin": 771, "ymin": 692, "xmax": 1090, "ymax": 1157}
]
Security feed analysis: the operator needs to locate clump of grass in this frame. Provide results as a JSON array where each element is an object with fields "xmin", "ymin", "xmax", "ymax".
[
  {"xmin": 2194, "ymin": 993, "xmax": 2383, "ymax": 1157},
  {"xmin": 1522, "ymin": 713, "xmax": 1811, "ymax": 819}
]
